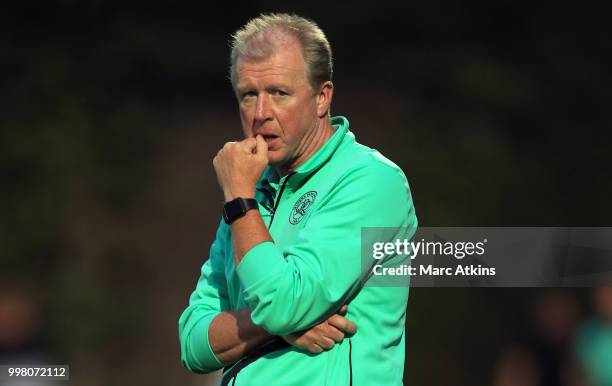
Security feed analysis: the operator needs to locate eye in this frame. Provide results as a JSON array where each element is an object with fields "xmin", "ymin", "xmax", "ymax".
[
  {"xmin": 271, "ymin": 88, "xmax": 289, "ymax": 97},
  {"xmin": 241, "ymin": 91, "xmax": 256, "ymax": 100}
]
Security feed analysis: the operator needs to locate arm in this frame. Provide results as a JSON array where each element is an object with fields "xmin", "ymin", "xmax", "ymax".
[
  {"xmin": 179, "ymin": 220, "xmax": 357, "ymax": 372},
  {"xmin": 209, "ymin": 305, "xmax": 357, "ymax": 364},
  {"xmin": 208, "ymin": 308, "xmax": 272, "ymax": 364},
  {"xmin": 181, "ymin": 264, "xmax": 355, "ymax": 372},
  {"xmin": 178, "ymin": 224, "xmax": 232, "ymax": 373},
  {"xmin": 178, "ymin": 222, "xmax": 277, "ymax": 372}
]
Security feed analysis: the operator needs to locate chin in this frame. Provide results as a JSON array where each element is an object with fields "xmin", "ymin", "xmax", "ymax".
[{"xmin": 266, "ymin": 151, "xmax": 285, "ymax": 166}]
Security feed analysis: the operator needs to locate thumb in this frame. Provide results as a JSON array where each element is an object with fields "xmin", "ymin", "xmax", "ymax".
[
  {"xmin": 338, "ymin": 305, "xmax": 348, "ymax": 315},
  {"xmin": 255, "ymin": 135, "xmax": 268, "ymax": 158}
]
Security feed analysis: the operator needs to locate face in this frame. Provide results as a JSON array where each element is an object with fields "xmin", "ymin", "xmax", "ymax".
[{"xmin": 234, "ymin": 38, "xmax": 330, "ymax": 173}]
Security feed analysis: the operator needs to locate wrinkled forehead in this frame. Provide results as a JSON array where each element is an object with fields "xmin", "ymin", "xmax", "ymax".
[
  {"xmin": 234, "ymin": 37, "xmax": 308, "ymax": 88},
  {"xmin": 235, "ymin": 54, "xmax": 304, "ymax": 76}
]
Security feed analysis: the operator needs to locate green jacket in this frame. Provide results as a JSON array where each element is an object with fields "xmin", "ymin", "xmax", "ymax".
[{"xmin": 178, "ymin": 116, "xmax": 417, "ymax": 385}]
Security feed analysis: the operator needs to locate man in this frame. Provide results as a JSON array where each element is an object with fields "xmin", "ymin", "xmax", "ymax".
[{"xmin": 178, "ymin": 13, "xmax": 417, "ymax": 385}]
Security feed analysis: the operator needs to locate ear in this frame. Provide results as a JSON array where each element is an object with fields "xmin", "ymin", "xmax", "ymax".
[{"xmin": 316, "ymin": 81, "xmax": 334, "ymax": 118}]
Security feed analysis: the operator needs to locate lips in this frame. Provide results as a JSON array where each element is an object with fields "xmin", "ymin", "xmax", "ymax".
[{"xmin": 256, "ymin": 133, "xmax": 279, "ymax": 147}]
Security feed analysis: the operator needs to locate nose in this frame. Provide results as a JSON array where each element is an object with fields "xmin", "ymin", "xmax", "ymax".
[{"xmin": 254, "ymin": 93, "xmax": 273, "ymax": 123}]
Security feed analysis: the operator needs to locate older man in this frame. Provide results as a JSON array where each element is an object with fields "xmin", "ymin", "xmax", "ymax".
[{"xmin": 179, "ymin": 13, "xmax": 417, "ymax": 385}]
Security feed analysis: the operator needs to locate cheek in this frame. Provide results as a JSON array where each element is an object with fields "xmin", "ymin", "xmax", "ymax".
[
  {"xmin": 278, "ymin": 104, "xmax": 306, "ymax": 134},
  {"xmin": 239, "ymin": 107, "xmax": 252, "ymax": 135},
  {"xmin": 239, "ymin": 105, "xmax": 251, "ymax": 120}
]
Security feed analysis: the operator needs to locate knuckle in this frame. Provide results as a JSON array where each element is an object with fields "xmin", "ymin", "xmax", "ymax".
[{"xmin": 302, "ymin": 332, "xmax": 314, "ymax": 341}]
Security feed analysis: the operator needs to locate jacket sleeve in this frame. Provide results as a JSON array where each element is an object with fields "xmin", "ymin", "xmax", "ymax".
[
  {"xmin": 178, "ymin": 222, "xmax": 230, "ymax": 374},
  {"xmin": 236, "ymin": 163, "xmax": 418, "ymax": 336}
]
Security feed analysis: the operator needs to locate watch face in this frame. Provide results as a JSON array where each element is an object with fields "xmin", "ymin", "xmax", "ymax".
[
  {"xmin": 223, "ymin": 198, "xmax": 258, "ymax": 224},
  {"xmin": 223, "ymin": 199, "xmax": 239, "ymax": 224}
]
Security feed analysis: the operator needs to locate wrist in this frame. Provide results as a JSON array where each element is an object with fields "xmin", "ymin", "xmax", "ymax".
[{"xmin": 224, "ymin": 190, "xmax": 255, "ymax": 202}]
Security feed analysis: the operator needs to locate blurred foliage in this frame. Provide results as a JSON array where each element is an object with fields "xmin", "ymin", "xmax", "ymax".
[{"xmin": 0, "ymin": 2, "xmax": 611, "ymax": 385}]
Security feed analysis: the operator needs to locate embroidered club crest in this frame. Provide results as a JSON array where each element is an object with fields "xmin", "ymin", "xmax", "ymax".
[{"xmin": 289, "ymin": 191, "xmax": 317, "ymax": 224}]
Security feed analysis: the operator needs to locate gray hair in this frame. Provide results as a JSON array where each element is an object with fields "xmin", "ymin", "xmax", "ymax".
[{"xmin": 229, "ymin": 13, "xmax": 333, "ymax": 90}]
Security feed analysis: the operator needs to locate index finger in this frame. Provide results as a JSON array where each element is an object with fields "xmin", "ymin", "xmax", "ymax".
[{"xmin": 254, "ymin": 134, "xmax": 268, "ymax": 156}]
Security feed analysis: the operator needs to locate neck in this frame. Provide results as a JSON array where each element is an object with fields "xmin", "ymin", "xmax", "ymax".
[{"xmin": 276, "ymin": 117, "xmax": 334, "ymax": 177}]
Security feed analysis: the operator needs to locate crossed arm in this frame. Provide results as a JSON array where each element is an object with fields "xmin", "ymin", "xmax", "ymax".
[
  {"xmin": 208, "ymin": 304, "xmax": 355, "ymax": 365},
  {"xmin": 177, "ymin": 203, "xmax": 359, "ymax": 374},
  {"xmin": 206, "ymin": 136, "xmax": 357, "ymax": 365},
  {"xmin": 181, "ymin": 137, "xmax": 412, "ymax": 371}
]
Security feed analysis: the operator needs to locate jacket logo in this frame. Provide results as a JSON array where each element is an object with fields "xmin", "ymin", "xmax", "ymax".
[{"xmin": 289, "ymin": 191, "xmax": 317, "ymax": 225}]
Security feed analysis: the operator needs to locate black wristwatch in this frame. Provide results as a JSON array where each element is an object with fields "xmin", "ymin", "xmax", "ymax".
[{"xmin": 223, "ymin": 197, "xmax": 258, "ymax": 224}]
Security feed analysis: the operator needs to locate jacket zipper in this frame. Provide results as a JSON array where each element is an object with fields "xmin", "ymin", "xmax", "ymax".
[
  {"xmin": 348, "ymin": 339, "xmax": 353, "ymax": 386},
  {"xmin": 267, "ymin": 172, "xmax": 293, "ymax": 230},
  {"xmin": 223, "ymin": 172, "xmax": 296, "ymax": 386}
]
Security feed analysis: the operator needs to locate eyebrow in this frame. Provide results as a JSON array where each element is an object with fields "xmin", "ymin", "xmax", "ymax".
[{"xmin": 237, "ymin": 83, "xmax": 291, "ymax": 93}]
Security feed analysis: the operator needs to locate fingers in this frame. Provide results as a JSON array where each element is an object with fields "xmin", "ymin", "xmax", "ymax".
[
  {"xmin": 292, "ymin": 333, "xmax": 325, "ymax": 354},
  {"xmin": 327, "ymin": 326, "xmax": 345, "ymax": 343},
  {"xmin": 317, "ymin": 336, "xmax": 335, "ymax": 350},
  {"xmin": 327, "ymin": 314, "xmax": 357, "ymax": 335},
  {"xmin": 338, "ymin": 305, "xmax": 348, "ymax": 315},
  {"xmin": 294, "ymin": 325, "xmax": 343, "ymax": 353},
  {"xmin": 234, "ymin": 136, "xmax": 267, "ymax": 161},
  {"xmin": 306, "ymin": 337, "xmax": 334, "ymax": 353},
  {"xmin": 223, "ymin": 141, "xmax": 237, "ymax": 148},
  {"xmin": 218, "ymin": 138, "xmax": 264, "ymax": 159},
  {"xmin": 242, "ymin": 137, "xmax": 257, "ymax": 153},
  {"xmin": 254, "ymin": 134, "xmax": 268, "ymax": 157},
  {"xmin": 221, "ymin": 137, "xmax": 266, "ymax": 156},
  {"xmin": 284, "ymin": 312, "xmax": 357, "ymax": 354}
]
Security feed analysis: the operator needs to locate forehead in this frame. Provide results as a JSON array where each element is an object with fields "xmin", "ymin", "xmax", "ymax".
[{"xmin": 235, "ymin": 40, "xmax": 308, "ymax": 88}]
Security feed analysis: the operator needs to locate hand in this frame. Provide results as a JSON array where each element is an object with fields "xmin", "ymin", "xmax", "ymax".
[
  {"xmin": 213, "ymin": 135, "xmax": 268, "ymax": 201},
  {"xmin": 282, "ymin": 305, "xmax": 356, "ymax": 354}
]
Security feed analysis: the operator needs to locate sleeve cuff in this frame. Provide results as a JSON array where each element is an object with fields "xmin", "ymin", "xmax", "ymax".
[
  {"xmin": 186, "ymin": 314, "xmax": 224, "ymax": 373},
  {"xmin": 236, "ymin": 241, "xmax": 285, "ymax": 290}
]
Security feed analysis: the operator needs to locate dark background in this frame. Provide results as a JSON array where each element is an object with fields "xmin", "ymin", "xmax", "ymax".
[{"xmin": 1, "ymin": 2, "xmax": 610, "ymax": 385}]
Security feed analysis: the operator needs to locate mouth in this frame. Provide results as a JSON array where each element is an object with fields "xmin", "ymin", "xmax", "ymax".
[{"xmin": 258, "ymin": 134, "xmax": 279, "ymax": 147}]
